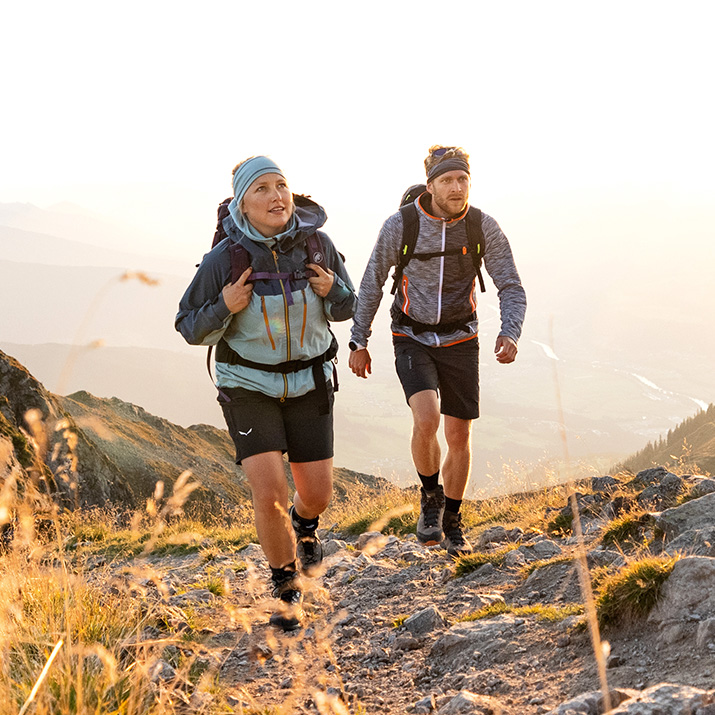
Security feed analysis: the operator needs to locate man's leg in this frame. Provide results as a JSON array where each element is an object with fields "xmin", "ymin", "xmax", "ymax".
[
  {"xmin": 408, "ymin": 390, "xmax": 447, "ymax": 544},
  {"xmin": 408, "ymin": 390, "xmax": 441, "ymax": 476},
  {"xmin": 440, "ymin": 415, "xmax": 474, "ymax": 555}
]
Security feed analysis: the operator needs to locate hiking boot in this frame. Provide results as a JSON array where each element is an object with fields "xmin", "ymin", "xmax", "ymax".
[
  {"xmin": 416, "ymin": 485, "xmax": 445, "ymax": 545},
  {"xmin": 290, "ymin": 505, "xmax": 323, "ymax": 577},
  {"xmin": 269, "ymin": 571, "xmax": 304, "ymax": 632},
  {"xmin": 441, "ymin": 510, "xmax": 473, "ymax": 557}
]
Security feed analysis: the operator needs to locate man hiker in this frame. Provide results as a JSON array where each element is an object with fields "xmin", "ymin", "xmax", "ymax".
[{"xmin": 348, "ymin": 145, "xmax": 526, "ymax": 555}]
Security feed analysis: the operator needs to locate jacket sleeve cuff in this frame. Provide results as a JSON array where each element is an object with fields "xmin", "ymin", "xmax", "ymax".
[
  {"xmin": 214, "ymin": 292, "xmax": 232, "ymax": 321},
  {"xmin": 326, "ymin": 276, "xmax": 350, "ymax": 303}
]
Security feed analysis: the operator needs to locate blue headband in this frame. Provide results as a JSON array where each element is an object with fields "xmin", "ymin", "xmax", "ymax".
[
  {"xmin": 228, "ymin": 156, "xmax": 296, "ymax": 242},
  {"xmin": 232, "ymin": 156, "xmax": 285, "ymax": 205}
]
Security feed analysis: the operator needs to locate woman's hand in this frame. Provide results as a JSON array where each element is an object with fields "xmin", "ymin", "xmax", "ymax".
[
  {"xmin": 307, "ymin": 263, "xmax": 335, "ymax": 298},
  {"xmin": 222, "ymin": 267, "xmax": 253, "ymax": 313}
]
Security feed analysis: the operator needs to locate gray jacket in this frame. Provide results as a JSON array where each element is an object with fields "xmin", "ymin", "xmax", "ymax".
[{"xmin": 351, "ymin": 194, "xmax": 526, "ymax": 348}]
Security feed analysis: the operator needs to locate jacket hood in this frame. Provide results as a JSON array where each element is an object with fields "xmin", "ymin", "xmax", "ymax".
[{"xmin": 222, "ymin": 193, "xmax": 327, "ymax": 253}]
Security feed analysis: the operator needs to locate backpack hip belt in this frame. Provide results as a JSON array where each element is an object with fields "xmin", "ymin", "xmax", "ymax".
[
  {"xmin": 215, "ymin": 336, "xmax": 338, "ymax": 414},
  {"xmin": 392, "ymin": 309, "xmax": 477, "ymax": 336}
]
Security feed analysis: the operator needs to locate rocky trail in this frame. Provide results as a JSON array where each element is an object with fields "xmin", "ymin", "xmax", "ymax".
[{"xmin": 79, "ymin": 468, "xmax": 715, "ymax": 714}]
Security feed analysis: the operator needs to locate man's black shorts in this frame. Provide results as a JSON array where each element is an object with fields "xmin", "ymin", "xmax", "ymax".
[
  {"xmin": 393, "ymin": 336, "xmax": 479, "ymax": 420},
  {"xmin": 219, "ymin": 384, "xmax": 334, "ymax": 464}
]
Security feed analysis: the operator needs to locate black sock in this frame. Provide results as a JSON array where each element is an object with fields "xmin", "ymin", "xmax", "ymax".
[
  {"xmin": 418, "ymin": 471, "xmax": 440, "ymax": 492},
  {"xmin": 445, "ymin": 497, "xmax": 462, "ymax": 514},
  {"xmin": 270, "ymin": 561, "xmax": 297, "ymax": 584},
  {"xmin": 291, "ymin": 505, "xmax": 319, "ymax": 531}
]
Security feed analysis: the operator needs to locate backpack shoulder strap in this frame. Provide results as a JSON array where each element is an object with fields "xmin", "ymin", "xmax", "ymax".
[
  {"xmin": 212, "ymin": 197, "xmax": 233, "ymax": 248},
  {"xmin": 391, "ymin": 203, "xmax": 420, "ymax": 295},
  {"xmin": 305, "ymin": 232, "xmax": 327, "ymax": 272},
  {"xmin": 465, "ymin": 206, "xmax": 486, "ymax": 293}
]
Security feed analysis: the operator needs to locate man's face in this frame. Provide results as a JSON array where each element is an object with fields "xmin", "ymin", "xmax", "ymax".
[{"xmin": 426, "ymin": 170, "xmax": 470, "ymax": 218}]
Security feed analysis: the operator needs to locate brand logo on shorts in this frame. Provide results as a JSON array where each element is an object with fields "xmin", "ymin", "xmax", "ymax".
[{"xmin": 238, "ymin": 428, "xmax": 253, "ymax": 436}]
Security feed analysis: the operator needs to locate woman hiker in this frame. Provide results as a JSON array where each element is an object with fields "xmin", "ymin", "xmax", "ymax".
[{"xmin": 176, "ymin": 156, "xmax": 356, "ymax": 631}]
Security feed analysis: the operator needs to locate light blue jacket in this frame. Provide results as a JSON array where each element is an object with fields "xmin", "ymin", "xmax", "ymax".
[{"xmin": 176, "ymin": 197, "xmax": 356, "ymax": 398}]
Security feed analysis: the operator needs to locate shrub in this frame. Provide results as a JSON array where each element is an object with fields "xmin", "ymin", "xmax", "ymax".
[
  {"xmin": 602, "ymin": 511, "xmax": 650, "ymax": 548},
  {"xmin": 596, "ymin": 555, "xmax": 678, "ymax": 627}
]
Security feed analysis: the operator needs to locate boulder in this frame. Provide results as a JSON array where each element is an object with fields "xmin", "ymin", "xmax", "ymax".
[
  {"xmin": 648, "ymin": 556, "xmax": 715, "ymax": 624},
  {"xmin": 664, "ymin": 527, "xmax": 715, "ymax": 558},
  {"xmin": 403, "ymin": 606, "xmax": 445, "ymax": 637},
  {"xmin": 438, "ymin": 690, "xmax": 511, "ymax": 714},
  {"xmin": 591, "ymin": 475, "xmax": 620, "ymax": 492},
  {"xmin": 608, "ymin": 683, "xmax": 714, "ymax": 713},
  {"xmin": 656, "ymin": 492, "xmax": 715, "ymax": 539}
]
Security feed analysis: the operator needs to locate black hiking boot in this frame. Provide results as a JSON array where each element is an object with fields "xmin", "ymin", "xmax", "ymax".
[
  {"xmin": 416, "ymin": 485, "xmax": 445, "ymax": 545},
  {"xmin": 441, "ymin": 510, "xmax": 472, "ymax": 557},
  {"xmin": 289, "ymin": 505, "xmax": 323, "ymax": 577},
  {"xmin": 269, "ymin": 570, "xmax": 304, "ymax": 632}
]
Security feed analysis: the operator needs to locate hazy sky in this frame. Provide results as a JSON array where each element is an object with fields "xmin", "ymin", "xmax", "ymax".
[{"xmin": 3, "ymin": 0, "xmax": 714, "ymax": 269}]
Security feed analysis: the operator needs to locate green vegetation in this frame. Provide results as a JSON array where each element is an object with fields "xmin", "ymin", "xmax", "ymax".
[
  {"xmin": 453, "ymin": 544, "xmax": 518, "ymax": 577},
  {"xmin": 547, "ymin": 510, "xmax": 573, "ymax": 535},
  {"xmin": 601, "ymin": 510, "xmax": 650, "ymax": 548},
  {"xmin": 460, "ymin": 601, "xmax": 584, "ymax": 623},
  {"xmin": 520, "ymin": 555, "xmax": 575, "ymax": 577},
  {"xmin": 596, "ymin": 555, "xmax": 679, "ymax": 627}
]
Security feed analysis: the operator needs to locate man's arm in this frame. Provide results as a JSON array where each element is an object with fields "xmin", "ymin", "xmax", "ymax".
[
  {"xmin": 350, "ymin": 213, "xmax": 403, "ymax": 347},
  {"xmin": 481, "ymin": 214, "xmax": 527, "ymax": 361}
]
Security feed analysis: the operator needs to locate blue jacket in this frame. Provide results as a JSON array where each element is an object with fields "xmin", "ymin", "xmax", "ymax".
[{"xmin": 176, "ymin": 197, "xmax": 356, "ymax": 398}]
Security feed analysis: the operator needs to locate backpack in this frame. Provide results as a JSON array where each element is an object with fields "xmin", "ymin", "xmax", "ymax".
[
  {"xmin": 206, "ymin": 195, "xmax": 335, "ymax": 414},
  {"xmin": 390, "ymin": 184, "xmax": 486, "ymax": 295},
  {"xmin": 212, "ymin": 195, "xmax": 328, "ymax": 284}
]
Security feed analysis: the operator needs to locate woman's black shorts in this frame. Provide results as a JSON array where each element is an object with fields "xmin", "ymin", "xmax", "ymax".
[
  {"xmin": 219, "ymin": 383, "xmax": 334, "ymax": 464},
  {"xmin": 393, "ymin": 336, "xmax": 479, "ymax": 420}
]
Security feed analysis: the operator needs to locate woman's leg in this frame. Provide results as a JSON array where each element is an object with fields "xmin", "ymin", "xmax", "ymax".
[
  {"xmin": 290, "ymin": 458, "xmax": 334, "ymax": 519},
  {"xmin": 241, "ymin": 450, "xmax": 295, "ymax": 568}
]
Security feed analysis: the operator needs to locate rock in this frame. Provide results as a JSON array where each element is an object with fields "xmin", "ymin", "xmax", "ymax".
[
  {"xmin": 656, "ymin": 493, "xmax": 715, "ymax": 539},
  {"xmin": 394, "ymin": 635, "xmax": 421, "ymax": 651},
  {"xmin": 587, "ymin": 548, "xmax": 625, "ymax": 569},
  {"xmin": 467, "ymin": 593, "xmax": 505, "ymax": 611},
  {"xmin": 649, "ymin": 557, "xmax": 715, "ymax": 624},
  {"xmin": 607, "ymin": 683, "xmax": 714, "ymax": 713},
  {"xmin": 430, "ymin": 615, "xmax": 525, "ymax": 663},
  {"xmin": 603, "ymin": 495, "xmax": 635, "ymax": 519},
  {"xmin": 696, "ymin": 618, "xmax": 715, "ymax": 649},
  {"xmin": 148, "ymin": 659, "xmax": 176, "ymax": 683},
  {"xmin": 592, "ymin": 475, "xmax": 619, "ymax": 492},
  {"xmin": 356, "ymin": 531, "xmax": 384, "ymax": 550},
  {"xmin": 632, "ymin": 467, "xmax": 673, "ymax": 487},
  {"xmin": 519, "ymin": 539, "xmax": 563, "ymax": 562},
  {"xmin": 239, "ymin": 543, "xmax": 267, "ymax": 562},
  {"xmin": 545, "ymin": 689, "xmax": 636, "ymax": 714},
  {"xmin": 414, "ymin": 693, "xmax": 437, "ymax": 713},
  {"xmin": 169, "ymin": 589, "xmax": 215, "ymax": 606},
  {"xmin": 690, "ymin": 478, "xmax": 715, "ymax": 498},
  {"xmin": 503, "ymin": 549, "xmax": 526, "ymax": 568},
  {"xmin": 665, "ymin": 527, "xmax": 715, "ymax": 557},
  {"xmin": 438, "ymin": 689, "xmax": 510, "ymax": 714},
  {"xmin": 478, "ymin": 526, "xmax": 509, "ymax": 547},
  {"xmin": 403, "ymin": 606, "xmax": 445, "ymax": 637},
  {"xmin": 323, "ymin": 539, "xmax": 346, "ymax": 557}
]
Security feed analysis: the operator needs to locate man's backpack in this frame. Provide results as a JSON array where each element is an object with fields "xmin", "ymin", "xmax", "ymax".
[{"xmin": 390, "ymin": 184, "xmax": 486, "ymax": 295}]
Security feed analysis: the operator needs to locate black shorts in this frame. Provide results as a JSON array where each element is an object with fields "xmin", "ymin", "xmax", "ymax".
[
  {"xmin": 219, "ymin": 384, "xmax": 334, "ymax": 464},
  {"xmin": 393, "ymin": 336, "xmax": 479, "ymax": 420}
]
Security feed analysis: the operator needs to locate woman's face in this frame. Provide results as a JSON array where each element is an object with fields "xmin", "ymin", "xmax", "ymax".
[{"xmin": 241, "ymin": 173, "xmax": 294, "ymax": 237}]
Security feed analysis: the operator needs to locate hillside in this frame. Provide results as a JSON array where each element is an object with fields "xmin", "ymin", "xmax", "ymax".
[
  {"xmin": 0, "ymin": 349, "xmax": 390, "ymax": 513},
  {"xmin": 616, "ymin": 403, "xmax": 715, "ymax": 475}
]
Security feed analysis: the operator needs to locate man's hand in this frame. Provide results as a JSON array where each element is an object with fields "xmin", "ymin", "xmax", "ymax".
[
  {"xmin": 307, "ymin": 263, "xmax": 335, "ymax": 298},
  {"xmin": 495, "ymin": 335, "xmax": 518, "ymax": 364},
  {"xmin": 222, "ymin": 267, "xmax": 253, "ymax": 313},
  {"xmin": 349, "ymin": 348, "xmax": 372, "ymax": 378}
]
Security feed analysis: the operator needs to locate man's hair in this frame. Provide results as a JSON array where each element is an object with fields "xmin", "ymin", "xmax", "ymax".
[{"xmin": 424, "ymin": 146, "xmax": 470, "ymax": 175}]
